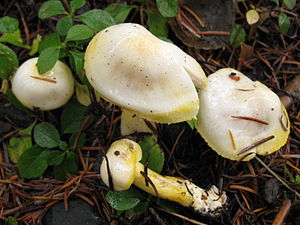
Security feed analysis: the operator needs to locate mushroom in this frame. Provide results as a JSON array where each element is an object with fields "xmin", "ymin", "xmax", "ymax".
[
  {"xmin": 11, "ymin": 57, "xmax": 74, "ymax": 110},
  {"xmin": 196, "ymin": 68, "xmax": 290, "ymax": 161},
  {"xmin": 100, "ymin": 139, "xmax": 227, "ymax": 215},
  {"xmin": 84, "ymin": 23, "xmax": 207, "ymax": 124}
]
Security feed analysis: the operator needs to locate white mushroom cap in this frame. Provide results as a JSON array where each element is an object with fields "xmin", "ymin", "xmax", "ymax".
[
  {"xmin": 11, "ymin": 58, "xmax": 74, "ymax": 110},
  {"xmin": 100, "ymin": 139, "xmax": 142, "ymax": 191},
  {"xmin": 84, "ymin": 23, "xmax": 207, "ymax": 123},
  {"xmin": 196, "ymin": 68, "xmax": 290, "ymax": 161}
]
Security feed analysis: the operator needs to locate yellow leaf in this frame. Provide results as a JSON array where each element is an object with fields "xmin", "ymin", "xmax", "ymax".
[{"xmin": 246, "ymin": 9, "xmax": 260, "ymax": 25}]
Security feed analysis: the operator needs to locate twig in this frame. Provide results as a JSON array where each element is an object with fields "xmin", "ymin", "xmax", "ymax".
[
  {"xmin": 271, "ymin": 199, "xmax": 291, "ymax": 225},
  {"xmin": 255, "ymin": 156, "xmax": 300, "ymax": 198}
]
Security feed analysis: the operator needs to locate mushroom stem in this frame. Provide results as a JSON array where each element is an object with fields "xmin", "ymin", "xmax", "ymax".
[
  {"xmin": 100, "ymin": 139, "xmax": 227, "ymax": 215},
  {"xmin": 134, "ymin": 163, "xmax": 227, "ymax": 215}
]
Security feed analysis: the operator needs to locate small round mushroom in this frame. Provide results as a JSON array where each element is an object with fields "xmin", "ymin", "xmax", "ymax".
[
  {"xmin": 11, "ymin": 57, "xmax": 74, "ymax": 110},
  {"xmin": 84, "ymin": 23, "xmax": 207, "ymax": 123},
  {"xmin": 196, "ymin": 68, "xmax": 290, "ymax": 161},
  {"xmin": 100, "ymin": 139, "xmax": 227, "ymax": 215}
]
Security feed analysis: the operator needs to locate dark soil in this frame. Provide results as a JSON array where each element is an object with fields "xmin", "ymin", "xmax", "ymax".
[{"xmin": 0, "ymin": 1, "xmax": 299, "ymax": 225}]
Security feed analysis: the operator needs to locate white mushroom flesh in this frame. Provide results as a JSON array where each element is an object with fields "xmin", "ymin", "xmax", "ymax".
[
  {"xmin": 85, "ymin": 23, "xmax": 207, "ymax": 123},
  {"xmin": 196, "ymin": 68, "xmax": 290, "ymax": 161},
  {"xmin": 12, "ymin": 58, "xmax": 74, "ymax": 110}
]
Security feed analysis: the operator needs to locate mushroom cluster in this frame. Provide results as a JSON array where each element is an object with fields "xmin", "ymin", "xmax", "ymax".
[{"xmin": 12, "ymin": 57, "xmax": 74, "ymax": 111}]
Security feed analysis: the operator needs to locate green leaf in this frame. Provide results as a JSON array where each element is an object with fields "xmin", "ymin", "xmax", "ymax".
[
  {"xmin": 69, "ymin": 132, "xmax": 86, "ymax": 148},
  {"xmin": 156, "ymin": 0, "xmax": 178, "ymax": 18},
  {"xmin": 66, "ymin": 24, "xmax": 94, "ymax": 42},
  {"xmin": 134, "ymin": 201, "xmax": 148, "ymax": 214},
  {"xmin": 105, "ymin": 4, "xmax": 137, "ymax": 24},
  {"xmin": 147, "ymin": 12, "xmax": 168, "ymax": 38},
  {"xmin": 187, "ymin": 119, "xmax": 196, "ymax": 130},
  {"xmin": 70, "ymin": 0, "xmax": 86, "ymax": 12},
  {"xmin": 29, "ymin": 34, "xmax": 42, "ymax": 56},
  {"xmin": 106, "ymin": 188, "xmax": 143, "ymax": 211},
  {"xmin": 139, "ymin": 136, "xmax": 164, "ymax": 173},
  {"xmin": 34, "ymin": 122, "xmax": 61, "ymax": 148},
  {"xmin": 56, "ymin": 15, "xmax": 73, "ymax": 36},
  {"xmin": 0, "ymin": 16, "xmax": 19, "ymax": 33},
  {"xmin": 8, "ymin": 122, "xmax": 35, "ymax": 163},
  {"xmin": 54, "ymin": 151, "xmax": 78, "ymax": 180},
  {"xmin": 39, "ymin": 33, "xmax": 61, "ymax": 53},
  {"xmin": 69, "ymin": 50, "xmax": 84, "ymax": 79},
  {"xmin": 7, "ymin": 216, "xmax": 18, "ymax": 225},
  {"xmin": 46, "ymin": 150, "xmax": 65, "ymax": 166},
  {"xmin": 0, "ymin": 29, "xmax": 30, "ymax": 49},
  {"xmin": 278, "ymin": 12, "xmax": 290, "ymax": 34},
  {"xmin": 60, "ymin": 100, "xmax": 87, "ymax": 134},
  {"xmin": 18, "ymin": 145, "xmax": 50, "ymax": 178},
  {"xmin": 283, "ymin": 0, "xmax": 296, "ymax": 10},
  {"xmin": 37, "ymin": 47, "xmax": 60, "ymax": 74},
  {"xmin": 38, "ymin": 0, "xmax": 67, "ymax": 19},
  {"xmin": 0, "ymin": 43, "xmax": 18, "ymax": 79},
  {"xmin": 59, "ymin": 141, "xmax": 68, "ymax": 151},
  {"xmin": 78, "ymin": 9, "xmax": 116, "ymax": 32},
  {"xmin": 229, "ymin": 24, "xmax": 246, "ymax": 48}
]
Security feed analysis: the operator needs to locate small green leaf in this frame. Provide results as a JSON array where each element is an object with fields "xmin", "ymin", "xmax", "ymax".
[
  {"xmin": 38, "ymin": 0, "xmax": 67, "ymax": 19},
  {"xmin": 66, "ymin": 24, "xmax": 94, "ymax": 42},
  {"xmin": 105, "ymin": 4, "xmax": 137, "ymax": 24},
  {"xmin": 7, "ymin": 216, "xmax": 18, "ymax": 225},
  {"xmin": 56, "ymin": 15, "xmax": 73, "ymax": 36},
  {"xmin": 0, "ymin": 16, "xmax": 19, "ymax": 33},
  {"xmin": 60, "ymin": 100, "xmax": 87, "ymax": 134},
  {"xmin": 39, "ymin": 33, "xmax": 61, "ymax": 53},
  {"xmin": 283, "ymin": 0, "xmax": 296, "ymax": 10},
  {"xmin": 46, "ymin": 150, "xmax": 65, "ymax": 166},
  {"xmin": 106, "ymin": 188, "xmax": 143, "ymax": 211},
  {"xmin": 147, "ymin": 11, "xmax": 168, "ymax": 38},
  {"xmin": 34, "ymin": 122, "xmax": 61, "ymax": 148},
  {"xmin": 229, "ymin": 24, "xmax": 246, "ymax": 48},
  {"xmin": 59, "ymin": 141, "xmax": 68, "ymax": 151},
  {"xmin": 0, "ymin": 29, "xmax": 30, "ymax": 49},
  {"xmin": 0, "ymin": 43, "xmax": 18, "ymax": 79},
  {"xmin": 156, "ymin": 0, "xmax": 178, "ymax": 18},
  {"xmin": 54, "ymin": 151, "xmax": 78, "ymax": 180},
  {"xmin": 70, "ymin": 0, "xmax": 86, "ymax": 12},
  {"xmin": 37, "ymin": 47, "xmax": 60, "ymax": 74},
  {"xmin": 69, "ymin": 50, "xmax": 84, "ymax": 79},
  {"xmin": 278, "ymin": 12, "xmax": 290, "ymax": 34},
  {"xmin": 134, "ymin": 201, "xmax": 148, "ymax": 214},
  {"xmin": 8, "ymin": 122, "xmax": 35, "ymax": 163},
  {"xmin": 187, "ymin": 119, "xmax": 196, "ymax": 130},
  {"xmin": 18, "ymin": 145, "xmax": 50, "ymax": 178},
  {"xmin": 29, "ymin": 34, "xmax": 42, "ymax": 56},
  {"xmin": 78, "ymin": 9, "xmax": 116, "ymax": 31},
  {"xmin": 69, "ymin": 132, "xmax": 86, "ymax": 148},
  {"xmin": 139, "ymin": 136, "xmax": 164, "ymax": 173}
]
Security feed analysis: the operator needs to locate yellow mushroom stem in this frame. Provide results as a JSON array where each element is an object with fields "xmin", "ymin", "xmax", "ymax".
[
  {"xmin": 134, "ymin": 163, "xmax": 227, "ymax": 215},
  {"xmin": 100, "ymin": 139, "xmax": 227, "ymax": 215}
]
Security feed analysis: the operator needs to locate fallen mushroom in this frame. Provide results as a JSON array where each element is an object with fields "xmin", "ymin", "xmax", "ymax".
[
  {"xmin": 196, "ymin": 68, "xmax": 290, "ymax": 161},
  {"xmin": 84, "ymin": 23, "xmax": 207, "ymax": 124},
  {"xmin": 100, "ymin": 139, "xmax": 227, "ymax": 215},
  {"xmin": 11, "ymin": 57, "xmax": 74, "ymax": 110}
]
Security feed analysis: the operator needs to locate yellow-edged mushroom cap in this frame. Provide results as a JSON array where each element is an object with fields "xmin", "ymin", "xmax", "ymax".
[
  {"xmin": 196, "ymin": 68, "xmax": 290, "ymax": 161},
  {"xmin": 84, "ymin": 23, "xmax": 207, "ymax": 123}
]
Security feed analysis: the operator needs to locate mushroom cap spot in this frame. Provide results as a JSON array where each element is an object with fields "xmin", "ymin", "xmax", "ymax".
[
  {"xmin": 196, "ymin": 68, "xmax": 290, "ymax": 161},
  {"xmin": 100, "ymin": 139, "xmax": 142, "ymax": 191},
  {"xmin": 11, "ymin": 57, "xmax": 74, "ymax": 111},
  {"xmin": 84, "ymin": 23, "xmax": 207, "ymax": 123}
]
